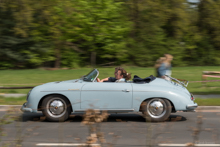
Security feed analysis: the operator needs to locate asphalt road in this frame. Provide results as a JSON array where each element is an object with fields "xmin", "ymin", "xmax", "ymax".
[{"xmin": 0, "ymin": 108, "xmax": 220, "ymax": 147}]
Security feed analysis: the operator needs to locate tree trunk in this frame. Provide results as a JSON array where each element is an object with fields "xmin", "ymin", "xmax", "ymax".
[
  {"xmin": 91, "ymin": 51, "xmax": 96, "ymax": 67},
  {"xmin": 54, "ymin": 47, "xmax": 61, "ymax": 68}
]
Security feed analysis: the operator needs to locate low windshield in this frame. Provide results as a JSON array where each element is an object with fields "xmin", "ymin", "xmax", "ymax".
[{"xmin": 83, "ymin": 69, "xmax": 99, "ymax": 82}]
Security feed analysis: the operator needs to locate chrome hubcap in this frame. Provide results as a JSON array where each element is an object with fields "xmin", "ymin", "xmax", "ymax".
[
  {"xmin": 147, "ymin": 99, "xmax": 166, "ymax": 118},
  {"xmin": 49, "ymin": 100, "xmax": 65, "ymax": 115}
]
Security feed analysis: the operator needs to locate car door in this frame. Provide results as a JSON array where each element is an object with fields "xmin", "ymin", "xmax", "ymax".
[{"xmin": 80, "ymin": 82, "xmax": 133, "ymax": 109}]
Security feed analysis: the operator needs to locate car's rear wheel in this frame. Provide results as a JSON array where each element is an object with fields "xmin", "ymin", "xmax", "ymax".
[
  {"xmin": 42, "ymin": 95, "xmax": 71, "ymax": 122},
  {"xmin": 142, "ymin": 98, "xmax": 171, "ymax": 122}
]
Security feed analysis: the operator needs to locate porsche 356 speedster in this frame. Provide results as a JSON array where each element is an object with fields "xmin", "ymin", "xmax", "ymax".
[{"xmin": 21, "ymin": 69, "xmax": 197, "ymax": 122}]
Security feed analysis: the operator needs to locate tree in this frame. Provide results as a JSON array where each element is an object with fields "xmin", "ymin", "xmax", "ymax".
[
  {"xmin": 195, "ymin": 0, "xmax": 220, "ymax": 65},
  {"xmin": 63, "ymin": 0, "xmax": 131, "ymax": 67},
  {"xmin": 0, "ymin": 0, "xmax": 54, "ymax": 69}
]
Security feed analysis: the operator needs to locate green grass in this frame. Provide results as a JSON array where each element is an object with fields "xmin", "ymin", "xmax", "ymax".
[
  {"xmin": 1, "ymin": 66, "xmax": 220, "ymax": 94},
  {"xmin": 1, "ymin": 65, "xmax": 220, "ymax": 106},
  {"xmin": 195, "ymin": 98, "xmax": 220, "ymax": 106},
  {"xmin": 0, "ymin": 96, "xmax": 26, "ymax": 105}
]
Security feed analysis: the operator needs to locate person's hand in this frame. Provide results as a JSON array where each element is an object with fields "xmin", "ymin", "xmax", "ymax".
[{"xmin": 97, "ymin": 78, "xmax": 100, "ymax": 82}]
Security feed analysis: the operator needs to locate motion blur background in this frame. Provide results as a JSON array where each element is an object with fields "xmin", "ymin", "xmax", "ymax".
[
  {"xmin": 1, "ymin": 2, "xmax": 220, "ymax": 147},
  {"xmin": 1, "ymin": 0, "xmax": 218, "ymax": 69}
]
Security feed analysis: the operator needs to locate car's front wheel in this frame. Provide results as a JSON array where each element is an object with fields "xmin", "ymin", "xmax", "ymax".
[
  {"xmin": 142, "ymin": 98, "xmax": 171, "ymax": 122},
  {"xmin": 42, "ymin": 95, "xmax": 71, "ymax": 122}
]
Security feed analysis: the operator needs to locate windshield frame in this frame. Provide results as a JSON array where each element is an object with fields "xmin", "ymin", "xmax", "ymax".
[{"xmin": 82, "ymin": 69, "xmax": 99, "ymax": 82}]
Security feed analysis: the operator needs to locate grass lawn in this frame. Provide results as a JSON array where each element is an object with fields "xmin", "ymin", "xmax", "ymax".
[
  {"xmin": 0, "ymin": 96, "xmax": 26, "ymax": 105},
  {"xmin": 1, "ymin": 66, "xmax": 220, "ymax": 95},
  {"xmin": 0, "ymin": 66, "xmax": 220, "ymax": 105},
  {"xmin": 195, "ymin": 98, "xmax": 220, "ymax": 106}
]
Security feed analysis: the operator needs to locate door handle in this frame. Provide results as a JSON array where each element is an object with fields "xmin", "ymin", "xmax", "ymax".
[{"xmin": 122, "ymin": 89, "xmax": 130, "ymax": 92}]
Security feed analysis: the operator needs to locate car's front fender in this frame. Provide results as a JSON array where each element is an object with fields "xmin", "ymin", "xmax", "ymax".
[{"xmin": 25, "ymin": 82, "xmax": 84, "ymax": 113}]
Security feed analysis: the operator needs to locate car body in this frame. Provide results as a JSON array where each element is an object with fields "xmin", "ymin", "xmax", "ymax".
[{"xmin": 21, "ymin": 69, "xmax": 198, "ymax": 122}]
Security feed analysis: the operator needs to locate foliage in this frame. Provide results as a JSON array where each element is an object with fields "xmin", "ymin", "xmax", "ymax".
[
  {"xmin": 195, "ymin": 98, "xmax": 220, "ymax": 106},
  {"xmin": 1, "ymin": 0, "xmax": 220, "ymax": 68},
  {"xmin": 0, "ymin": 0, "xmax": 54, "ymax": 69}
]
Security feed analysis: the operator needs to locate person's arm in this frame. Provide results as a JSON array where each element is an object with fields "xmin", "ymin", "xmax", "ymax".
[
  {"xmin": 101, "ymin": 77, "xmax": 109, "ymax": 82},
  {"xmin": 97, "ymin": 77, "xmax": 109, "ymax": 82},
  {"xmin": 97, "ymin": 78, "xmax": 101, "ymax": 82}
]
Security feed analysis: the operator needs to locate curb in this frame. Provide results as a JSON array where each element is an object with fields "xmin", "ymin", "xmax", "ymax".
[
  {"xmin": 196, "ymin": 106, "xmax": 220, "ymax": 110},
  {"xmin": 0, "ymin": 105, "xmax": 21, "ymax": 109},
  {"xmin": 0, "ymin": 94, "xmax": 26, "ymax": 98}
]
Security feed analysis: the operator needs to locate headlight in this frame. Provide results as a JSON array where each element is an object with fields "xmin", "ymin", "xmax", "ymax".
[{"xmin": 27, "ymin": 89, "xmax": 32, "ymax": 101}]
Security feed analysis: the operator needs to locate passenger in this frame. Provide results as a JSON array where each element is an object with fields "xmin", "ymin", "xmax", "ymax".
[
  {"xmin": 157, "ymin": 54, "xmax": 173, "ymax": 79},
  {"xmin": 155, "ymin": 57, "xmax": 166, "ymax": 77}
]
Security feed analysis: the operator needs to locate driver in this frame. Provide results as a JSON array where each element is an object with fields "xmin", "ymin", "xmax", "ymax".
[{"xmin": 97, "ymin": 67, "xmax": 131, "ymax": 82}]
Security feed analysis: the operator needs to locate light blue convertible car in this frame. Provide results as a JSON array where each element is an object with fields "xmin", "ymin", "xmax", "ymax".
[{"xmin": 21, "ymin": 69, "xmax": 197, "ymax": 122}]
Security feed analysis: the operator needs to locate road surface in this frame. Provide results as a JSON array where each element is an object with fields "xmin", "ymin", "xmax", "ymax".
[{"xmin": 0, "ymin": 107, "xmax": 219, "ymax": 147}]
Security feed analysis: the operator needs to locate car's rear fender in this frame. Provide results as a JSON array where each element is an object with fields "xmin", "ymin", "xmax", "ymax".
[
  {"xmin": 132, "ymin": 84, "xmax": 194, "ymax": 111},
  {"xmin": 139, "ymin": 97, "xmax": 176, "ymax": 112}
]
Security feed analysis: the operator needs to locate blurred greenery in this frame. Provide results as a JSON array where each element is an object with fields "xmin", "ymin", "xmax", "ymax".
[
  {"xmin": 195, "ymin": 98, "xmax": 220, "ymax": 106},
  {"xmin": 1, "ymin": 0, "xmax": 220, "ymax": 68},
  {"xmin": 0, "ymin": 96, "xmax": 26, "ymax": 105},
  {"xmin": 1, "ymin": 66, "xmax": 220, "ymax": 94}
]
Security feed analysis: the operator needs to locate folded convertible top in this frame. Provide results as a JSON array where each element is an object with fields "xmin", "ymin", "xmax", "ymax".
[{"xmin": 133, "ymin": 75, "xmax": 156, "ymax": 84}]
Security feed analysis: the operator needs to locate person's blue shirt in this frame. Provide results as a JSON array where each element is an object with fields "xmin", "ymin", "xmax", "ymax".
[{"xmin": 157, "ymin": 63, "xmax": 172, "ymax": 77}]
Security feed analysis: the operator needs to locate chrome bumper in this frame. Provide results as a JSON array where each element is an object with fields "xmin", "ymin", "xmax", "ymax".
[
  {"xmin": 20, "ymin": 102, "xmax": 33, "ymax": 113},
  {"xmin": 182, "ymin": 103, "xmax": 198, "ymax": 112},
  {"xmin": 186, "ymin": 103, "xmax": 198, "ymax": 110}
]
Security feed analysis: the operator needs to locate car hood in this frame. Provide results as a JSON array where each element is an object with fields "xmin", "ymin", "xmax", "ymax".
[
  {"xmin": 42, "ymin": 79, "xmax": 82, "ymax": 85},
  {"xmin": 32, "ymin": 79, "xmax": 85, "ymax": 92}
]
